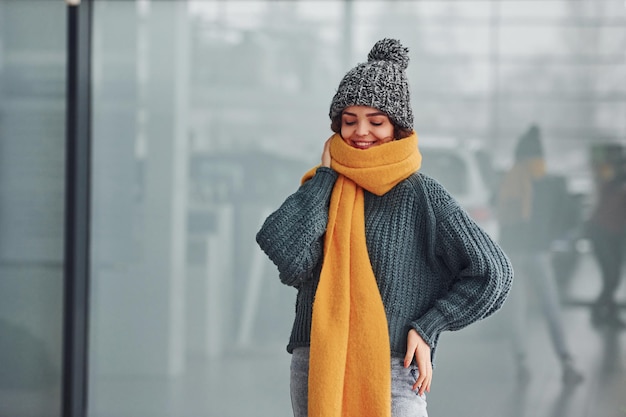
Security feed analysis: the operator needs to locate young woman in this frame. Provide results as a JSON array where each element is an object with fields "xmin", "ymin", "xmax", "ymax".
[
  {"xmin": 256, "ymin": 38, "xmax": 513, "ymax": 417},
  {"xmin": 497, "ymin": 125, "xmax": 584, "ymax": 384}
]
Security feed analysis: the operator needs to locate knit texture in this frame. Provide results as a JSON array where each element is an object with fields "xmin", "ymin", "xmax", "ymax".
[
  {"xmin": 329, "ymin": 38, "xmax": 413, "ymax": 130},
  {"xmin": 299, "ymin": 133, "xmax": 421, "ymax": 417},
  {"xmin": 256, "ymin": 168, "xmax": 513, "ymax": 364}
]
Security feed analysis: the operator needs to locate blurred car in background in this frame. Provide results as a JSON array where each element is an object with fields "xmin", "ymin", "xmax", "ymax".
[{"xmin": 419, "ymin": 137, "xmax": 499, "ymax": 240}]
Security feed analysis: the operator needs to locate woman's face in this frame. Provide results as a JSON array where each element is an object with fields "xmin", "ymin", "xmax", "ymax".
[{"xmin": 340, "ymin": 106, "xmax": 394, "ymax": 150}]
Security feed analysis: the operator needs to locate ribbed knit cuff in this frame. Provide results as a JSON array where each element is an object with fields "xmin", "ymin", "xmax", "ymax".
[
  {"xmin": 411, "ymin": 307, "xmax": 449, "ymax": 348},
  {"xmin": 314, "ymin": 166, "xmax": 338, "ymax": 181},
  {"xmin": 300, "ymin": 167, "xmax": 337, "ymax": 200}
]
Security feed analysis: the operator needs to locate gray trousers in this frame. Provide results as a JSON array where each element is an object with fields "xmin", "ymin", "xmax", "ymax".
[
  {"xmin": 506, "ymin": 252, "xmax": 572, "ymax": 362},
  {"xmin": 290, "ymin": 347, "xmax": 428, "ymax": 417}
]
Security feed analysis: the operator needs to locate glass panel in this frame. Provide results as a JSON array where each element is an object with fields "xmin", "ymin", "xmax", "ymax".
[
  {"xmin": 88, "ymin": 1, "xmax": 626, "ymax": 416},
  {"xmin": 420, "ymin": 149, "xmax": 468, "ymax": 194},
  {"xmin": 0, "ymin": 1, "xmax": 66, "ymax": 416}
]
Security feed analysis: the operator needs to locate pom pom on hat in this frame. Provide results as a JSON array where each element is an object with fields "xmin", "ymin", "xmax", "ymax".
[
  {"xmin": 329, "ymin": 38, "xmax": 413, "ymax": 130},
  {"xmin": 367, "ymin": 38, "xmax": 410, "ymax": 70}
]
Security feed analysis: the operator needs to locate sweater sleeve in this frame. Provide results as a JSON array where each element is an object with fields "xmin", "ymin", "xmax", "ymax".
[
  {"xmin": 256, "ymin": 167, "xmax": 338, "ymax": 287},
  {"xmin": 411, "ymin": 184, "xmax": 514, "ymax": 347}
]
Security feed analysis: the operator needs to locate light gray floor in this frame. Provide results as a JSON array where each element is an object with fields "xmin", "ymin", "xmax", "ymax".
[
  {"xmin": 427, "ymin": 251, "xmax": 626, "ymax": 417},
  {"xmin": 89, "ymin": 252, "xmax": 625, "ymax": 417}
]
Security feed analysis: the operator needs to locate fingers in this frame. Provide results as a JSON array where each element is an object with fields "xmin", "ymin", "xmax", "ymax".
[
  {"xmin": 406, "ymin": 329, "xmax": 432, "ymax": 395},
  {"xmin": 404, "ymin": 351, "xmax": 415, "ymax": 370},
  {"xmin": 404, "ymin": 329, "xmax": 419, "ymax": 368},
  {"xmin": 412, "ymin": 357, "xmax": 432, "ymax": 395},
  {"xmin": 321, "ymin": 138, "xmax": 331, "ymax": 167},
  {"xmin": 411, "ymin": 353, "xmax": 432, "ymax": 395}
]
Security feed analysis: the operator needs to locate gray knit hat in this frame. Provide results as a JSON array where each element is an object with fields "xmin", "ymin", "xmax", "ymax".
[{"xmin": 329, "ymin": 38, "xmax": 413, "ymax": 130}]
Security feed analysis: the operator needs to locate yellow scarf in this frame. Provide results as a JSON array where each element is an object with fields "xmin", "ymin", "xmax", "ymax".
[{"xmin": 301, "ymin": 132, "xmax": 422, "ymax": 417}]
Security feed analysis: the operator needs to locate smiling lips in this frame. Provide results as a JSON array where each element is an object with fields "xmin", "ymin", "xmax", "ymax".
[{"xmin": 350, "ymin": 140, "xmax": 378, "ymax": 149}]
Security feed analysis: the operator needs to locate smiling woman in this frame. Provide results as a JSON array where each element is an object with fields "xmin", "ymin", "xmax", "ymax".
[
  {"xmin": 46, "ymin": 1, "xmax": 626, "ymax": 416},
  {"xmin": 256, "ymin": 38, "xmax": 513, "ymax": 417}
]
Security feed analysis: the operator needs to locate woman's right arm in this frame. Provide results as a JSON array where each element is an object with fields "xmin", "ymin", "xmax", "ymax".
[{"xmin": 256, "ymin": 167, "xmax": 337, "ymax": 287}]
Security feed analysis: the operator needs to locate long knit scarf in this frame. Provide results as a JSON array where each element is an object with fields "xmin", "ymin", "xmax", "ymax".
[{"xmin": 301, "ymin": 132, "xmax": 422, "ymax": 417}]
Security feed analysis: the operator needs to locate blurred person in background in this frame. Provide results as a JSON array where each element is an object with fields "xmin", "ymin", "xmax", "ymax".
[
  {"xmin": 256, "ymin": 38, "xmax": 513, "ymax": 417},
  {"xmin": 587, "ymin": 145, "xmax": 626, "ymax": 328},
  {"xmin": 497, "ymin": 125, "xmax": 584, "ymax": 385}
]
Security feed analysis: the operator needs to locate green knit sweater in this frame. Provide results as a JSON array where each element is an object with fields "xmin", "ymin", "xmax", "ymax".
[{"xmin": 256, "ymin": 167, "xmax": 513, "ymax": 360}]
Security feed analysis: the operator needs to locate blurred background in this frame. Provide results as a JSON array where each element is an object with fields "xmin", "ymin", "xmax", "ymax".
[{"xmin": 0, "ymin": 0, "xmax": 625, "ymax": 416}]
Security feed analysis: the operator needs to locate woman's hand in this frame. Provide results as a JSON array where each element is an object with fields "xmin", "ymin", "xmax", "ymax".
[
  {"xmin": 321, "ymin": 138, "xmax": 331, "ymax": 168},
  {"xmin": 404, "ymin": 328, "xmax": 432, "ymax": 396}
]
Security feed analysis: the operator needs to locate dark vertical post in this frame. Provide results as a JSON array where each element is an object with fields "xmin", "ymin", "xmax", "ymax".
[{"xmin": 63, "ymin": 0, "xmax": 92, "ymax": 416}]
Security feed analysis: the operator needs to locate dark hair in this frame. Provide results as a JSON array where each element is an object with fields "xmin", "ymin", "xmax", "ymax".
[
  {"xmin": 514, "ymin": 124, "xmax": 543, "ymax": 162},
  {"xmin": 330, "ymin": 114, "xmax": 413, "ymax": 140}
]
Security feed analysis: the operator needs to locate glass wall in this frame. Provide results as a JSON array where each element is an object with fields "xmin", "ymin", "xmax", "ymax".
[
  {"xmin": 0, "ymin": 1, "xmax": 66, "ymax": 416},
  {"xmin": 87, "ymin": 1, "xmax": 626, "ymax": 416}
]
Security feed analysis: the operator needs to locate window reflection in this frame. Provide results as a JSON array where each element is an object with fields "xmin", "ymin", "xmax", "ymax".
[
  {"xmin": 87, "ymin": 1, "xmax": 626, "ymax": 417},
  {"xmin": 0, "ymin": 1, "xmax": 66, "ymax": 416}
]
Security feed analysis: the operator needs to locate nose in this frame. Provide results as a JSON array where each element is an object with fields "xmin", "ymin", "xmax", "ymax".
[{"xmin": 356, "ymin": 121, "xmax": 368, "ymax": 137}]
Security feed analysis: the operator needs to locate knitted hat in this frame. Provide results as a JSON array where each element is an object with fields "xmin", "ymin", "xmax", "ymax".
[
  {"xmin": 514, "ymin": 124, "xmax": 544, "ymax": 162},
  {"xmin": 329, "ymin": 38, "xmax": 413, "ymax": 130}
]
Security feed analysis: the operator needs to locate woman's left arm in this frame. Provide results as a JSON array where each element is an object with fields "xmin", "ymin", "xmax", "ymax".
[{"xmin": 412, "ymin": 206, "xmax": 514, "ymax": 347}]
